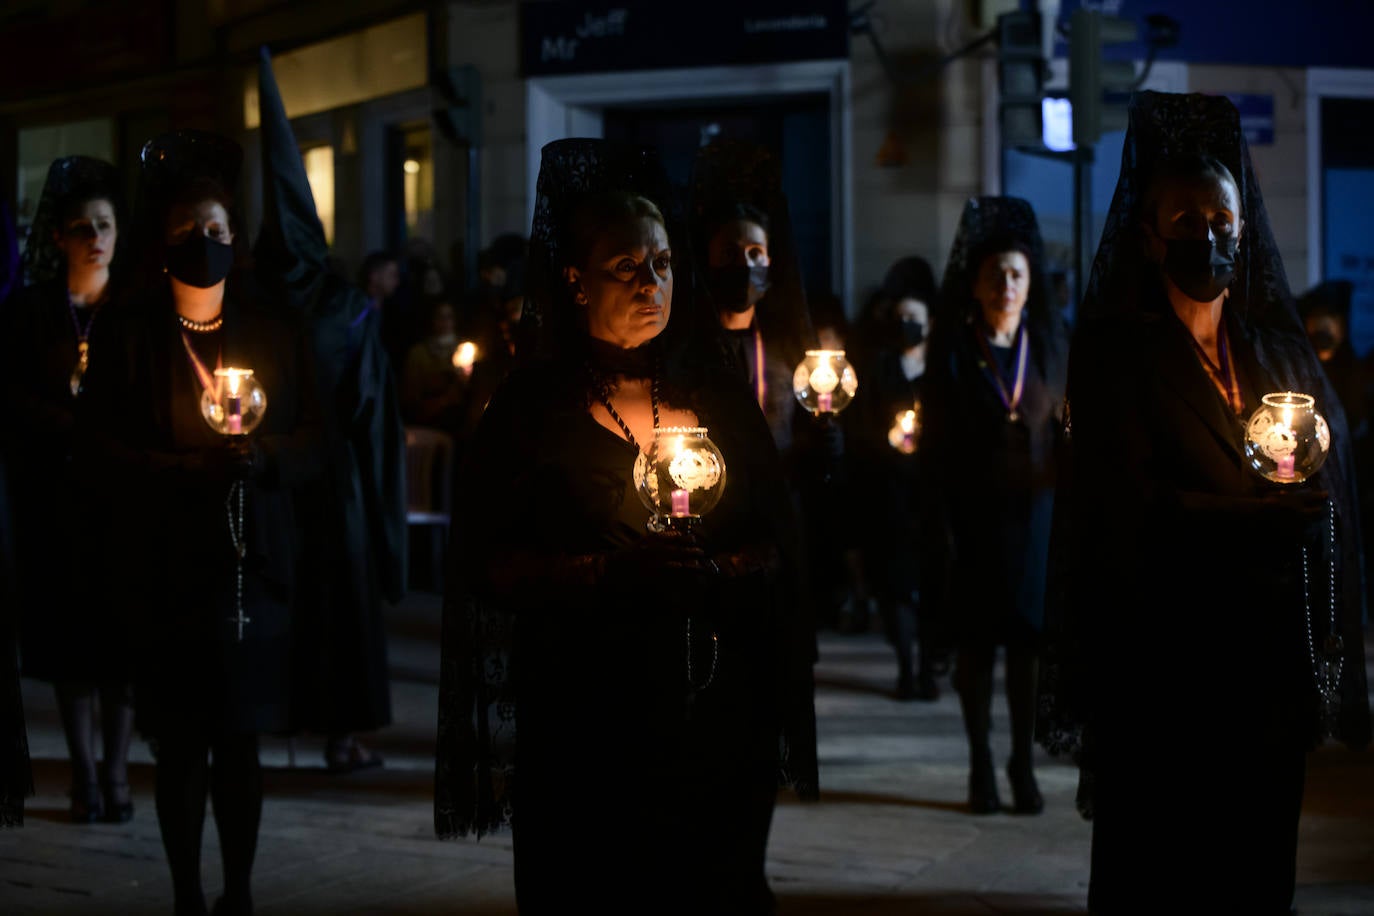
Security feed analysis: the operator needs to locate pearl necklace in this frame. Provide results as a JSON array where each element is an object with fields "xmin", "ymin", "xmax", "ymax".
[{"xmin": 178, "ymin": 313, "xmax": 223, "ymax": 333}]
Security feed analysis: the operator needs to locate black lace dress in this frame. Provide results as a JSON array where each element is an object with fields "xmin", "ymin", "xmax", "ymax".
[{"xmin": 435, "ymin": 356, "xmax": 817, "ymax": 915}]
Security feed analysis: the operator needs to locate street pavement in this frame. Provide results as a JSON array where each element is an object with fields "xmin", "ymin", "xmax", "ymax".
[{"xmin": 4, "ymin": 591, "xmax": 1372, "ymax": 914}]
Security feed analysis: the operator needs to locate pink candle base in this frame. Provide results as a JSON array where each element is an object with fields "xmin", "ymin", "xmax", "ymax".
[
  {"xmin": 1276, "ymin": 454, "xmax": 1296, "ymax": 481},
  {"xmin": 817, "ymin": 391, "xmax": 833, "ymax": 412},
  {"xmin": 671, "ymin": 488, "xmax": 690, "ymax": 517}
]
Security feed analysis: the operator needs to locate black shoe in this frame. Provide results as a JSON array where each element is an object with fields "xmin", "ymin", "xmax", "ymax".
[
  {"xmin": 102, "ymin": 780, "xmax": 134, "ymax": 823},
  {"xmin": 212, "ymin": 892, "xmax": 253, "ymax": 916},
  {"xmin": 916, "ymin": 670, "xmax": 940, "ymax": 701},
  {"xmin": 1007, "ymin": 758, "xmax": 1044, "ymax": 815},
  {"xmin": 894, "ymin": 674, "xmax": 919, "ymax": 700},
  {"xmin": 968, "ymin": 758, "xmax": 1001, "ymax": 815},
  {"xmin": 896, "ymin": 672, "xmax": 940, "ymax": 701},
  {"xmin": 71, "ymin": 781, "xmax": 103, "ymax": 823}
]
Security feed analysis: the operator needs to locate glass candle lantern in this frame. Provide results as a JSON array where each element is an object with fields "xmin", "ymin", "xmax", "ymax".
[
  {"xmin": 201, "ymin": 368, "xmax": 267, "ymax": 436},
  {"xmin": 888, "ymin": 402, "xmax": 922, "ymax": 454},
  {"xmin": 1243, "ymin": 391, "xmax": 1330, "ymax": 484},
  {"xmin": 633, "ymin": 426, "xmax": 727, "ymax": 529},
  {"xmin": 451, "ymin": 340, "xmax": 478, "ymax": 375},
  {"xmin": 793, "ymin": 349, "xmax": 858, "ymax": 416}
]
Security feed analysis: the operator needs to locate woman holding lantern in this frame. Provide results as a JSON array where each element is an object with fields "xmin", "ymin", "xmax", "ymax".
[
  {"xmin": 923, "ymin": 196, "xmax": 1070, "ymax": 816},
  {"xmin": 79, "ymin": 130, "xmax": 318, "ymax": 916},
  {"xmin": 434, "ymin": 138, "xmax": 818, "ymax": 915},
  {"xmin": 1, "ymin": 155, "xmax": 137, "ymax": 824},
  {"xmin": 1038, "ymin": 92, "xmax": 1370, "ymax": 913},
  {"xmin": 687, "ymin": 139, "xmax": 859, "ymax": 635},
  {"xmin": 847, "ymin": 255, "xmax": 945, "ymax": 699}
]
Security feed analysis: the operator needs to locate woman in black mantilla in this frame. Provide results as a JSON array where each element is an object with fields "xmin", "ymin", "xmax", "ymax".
[
  {"xmin": 924, "ymin": 196, "xmax": 1069, "ymax": 816},
  {"xmin": 434, "ymin": 138, "xmax": 818, "ymax": 915},
  {"xmin": 686, "ymin": 139, "xmax": 854, "ymax": 630},
  {"xmin": 847, "ymin": 255, "xmax": 944, "ymax": 698},
  {"xmin": 79, "ymin": 130, "xmax": 319, "ymax": 916},
  {"xmin": 1, "ymin": 155, "xmax": 136, "ymax": 824},
  {"xmin": 1039, "ymin": 91, "xmax": 1371, "ymax": 914}
]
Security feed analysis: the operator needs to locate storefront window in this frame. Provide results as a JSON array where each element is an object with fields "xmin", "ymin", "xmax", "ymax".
[
  {"xmin": 302, "ymin": 144, "xmax": 335, "ymax": 247},
  {"xmin": 401, "ymin": 123, "xmax": 433, "ymax": 243}
]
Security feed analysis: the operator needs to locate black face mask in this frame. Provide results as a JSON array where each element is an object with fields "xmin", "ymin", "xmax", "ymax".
[
  {"xmin": 899, "ymin": 320, "xmax": 927, "ymax": 348},
  {"xmin": 1309, "ymin": 329, "xmax": 1338, "ymax": 354},
  {"xmin": 167, "ymin": 235, "xmax": 234, "ymax": 289},
  {"xmin": 1162, "ymin": 234, "xmax": 1238, "ymax": 303},
  {"xmin": 708, "ymin": 265, "xmax": 770, "ymax": 314}
]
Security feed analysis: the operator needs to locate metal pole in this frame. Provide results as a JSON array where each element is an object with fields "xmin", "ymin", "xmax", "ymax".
[{"xmin": 1072, "ymin": 143, "xmax": 1094, "ymax": 316}]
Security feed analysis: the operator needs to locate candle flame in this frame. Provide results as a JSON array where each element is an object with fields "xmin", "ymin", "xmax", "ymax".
[
  {"xmin": 215, "ymin": 367, "xmax": 253, "ymax": 396},
  {"xmin": 452, "ymin": 341, "xmax": 477, "ymax": 369}
]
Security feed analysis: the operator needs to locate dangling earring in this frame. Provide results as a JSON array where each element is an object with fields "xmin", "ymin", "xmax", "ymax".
[{"xmin": 574, "ymin": 289, "xmax": 588, "ymax": 306}]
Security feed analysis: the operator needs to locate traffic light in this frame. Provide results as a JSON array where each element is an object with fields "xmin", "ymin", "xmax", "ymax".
[
  {"xmin": 996, "ymin": 9, "xmax": 1047, "ymax": 149},
  {"xmin": 1069, "ymin": 8, "xmax": 1138, "ymax": 148}
]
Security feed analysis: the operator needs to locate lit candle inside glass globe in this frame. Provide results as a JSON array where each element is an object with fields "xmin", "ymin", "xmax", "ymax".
[
  {"xmin": 202, "ymin": 367, "xmax": 267, "ymax": 437},
  {"xmin": 793, "ymin": 349, "xmax": 857, "ymax": 416},
  {"xmin": 888, "ymin": 403, "xmax": 921, "ymax": 454},
  {"xmin": 1244, "ymin": 391, "xmax": 1330, "ymax": 485},
  {"xmin": 633, "ymin": 426, "xmax": 727, "ymax": 530},
  {"xmin": 451, "ymin": 340, "xmax": 477, "ymax": 375}
]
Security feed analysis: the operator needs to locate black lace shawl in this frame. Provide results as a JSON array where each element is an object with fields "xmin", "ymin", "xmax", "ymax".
[
  {"xmin": 434, "ymin": 138, "xmax": 819, "ymax": 839},
  {"xmin": 18, "ymin": 155, "xmax": 125, "ymax": 290},
  {"xmin": 1038, "ymin": 91, "xmax": 1371, "ymax": 756}
]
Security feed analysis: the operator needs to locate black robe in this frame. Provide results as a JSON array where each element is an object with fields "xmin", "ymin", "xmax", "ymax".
[
  {"xmin": 78, "ymin": 281, "xmax": 320, "ymax": 738},
  {"xmin": 253, "ymin": 47, "xmax": 407, "ymax": 737},
  {"xmin": 290, "ymin": 285, "xmax": 407, "ymax": 736}
]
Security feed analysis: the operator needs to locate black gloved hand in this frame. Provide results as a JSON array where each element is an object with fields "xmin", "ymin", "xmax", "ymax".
[
  {"xmin": 817, "ymin": 418, "xmax": 845, "ymax": 459},
  {"xmin": 604, "ymin": 527, "xmax": 714, "ymax": 593},
  {"xmin": 226, "ymin": 437, "xmax": 266, "ymax": 481},
  {"xmin": 1251, "ymin": 487, "xmax": 1330, "ymax": 541},
  {"xmin": 188, "ymin": 438, "xmax": 265, "ymax": 485}
]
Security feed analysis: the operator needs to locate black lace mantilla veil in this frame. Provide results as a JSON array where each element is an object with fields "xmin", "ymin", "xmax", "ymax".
[
  {"xmin": 18, "ymin": 155, "xmax": 124, "ymax": 289},
  {"xmin": 516, "ymin": 137, "xmax": 692, "ymax": 369},
  {"xmin": 434, "ymin": 138, "xmax": 685, "ymax": 839},
  {"xmin": 687, "ymin": 137, "xmax": 814, "ymax": 372},
  {"xmin": 936, "ymin": 195, "xmax": 1059, "ymax": 340},
  {"xmin": 133, "ymin": 130, "xmax": 243, "ymax": 293},
  {"xmin": 1036, "ymin": 91, "xmax": 1371, "ymax": 757}
]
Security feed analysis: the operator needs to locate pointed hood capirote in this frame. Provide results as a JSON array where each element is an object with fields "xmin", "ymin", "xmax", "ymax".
[
  {"xmin": 250, "ymin": 44, "xmax": 408, "ymax": 652},
  {"xmin": 252, "ymin": 45, "xmax": 330, "ymax": 314}
]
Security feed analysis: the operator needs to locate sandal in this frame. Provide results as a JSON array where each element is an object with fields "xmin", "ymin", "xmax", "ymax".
[{"xmin": 324, "ymin": 737, "xmax": 384, "ymax": 774}]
